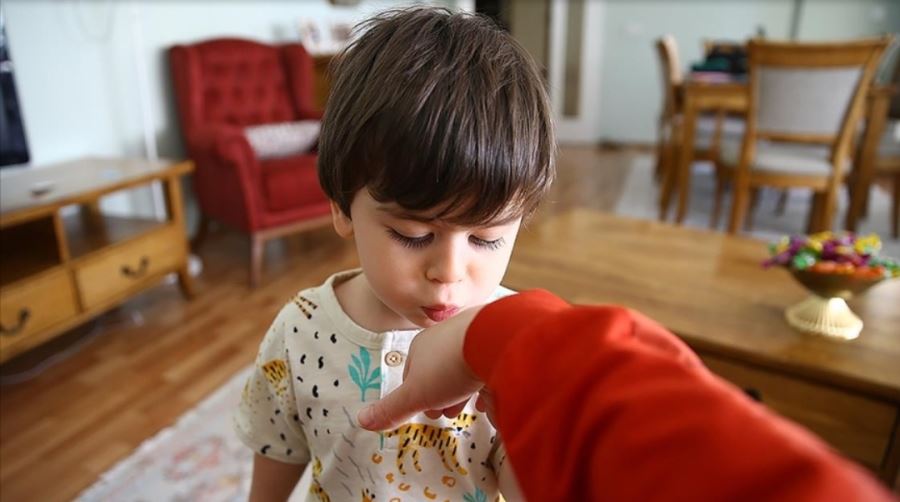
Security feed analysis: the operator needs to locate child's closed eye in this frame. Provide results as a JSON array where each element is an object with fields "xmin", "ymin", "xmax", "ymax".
[
  {"xmin": 387, "ymin": 229, "xmax": 433, "ymax": 249},
  {"xmin": 469, "ymin": 235, "xmax": 505, "ymax": 251},
  {"xmin": 387, "ymin": 229, "xmax": 505, "ymax": 251}
]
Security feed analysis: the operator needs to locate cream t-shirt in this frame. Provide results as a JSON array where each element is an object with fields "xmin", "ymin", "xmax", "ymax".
[{"xmin": 234, "ymin": 270, "xmax": 514, "ymax": 502}]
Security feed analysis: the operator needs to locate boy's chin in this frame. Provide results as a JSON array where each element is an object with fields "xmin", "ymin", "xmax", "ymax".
[
  {"xmin": 407, "ymin": 313, "xmax": 449, "ymax": 329},
  {"xmin": 409, "ymin": 315, "xmax": 439, "ymax": 329}
]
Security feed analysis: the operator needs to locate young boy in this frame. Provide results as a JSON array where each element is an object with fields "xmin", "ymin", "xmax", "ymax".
[{"xmin": 234, "ymin": 7, "xmax": 554, "ymax": 501}]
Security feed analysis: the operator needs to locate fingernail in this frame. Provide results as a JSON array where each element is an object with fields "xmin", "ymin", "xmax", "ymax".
[{"xmin": 358, "ymin": 406, "xmax": 374, "ymax": 429}]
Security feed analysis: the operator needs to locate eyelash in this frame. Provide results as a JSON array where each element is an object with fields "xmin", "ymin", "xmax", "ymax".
[
  {"xmin": 388, "ymin": 230, "xmax": 432, "ymax": 249},
  {"xmin": 387, "ymin": 230, "xmax": 505, "ymax": 251},
  {"xmin": 470, "ymin": 235, "xmax": 505, "ymax": 251}
]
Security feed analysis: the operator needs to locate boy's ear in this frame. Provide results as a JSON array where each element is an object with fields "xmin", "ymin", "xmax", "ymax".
[{"xmin": 330, "ymin": 201, "xmax": 353, "ymax": 238}]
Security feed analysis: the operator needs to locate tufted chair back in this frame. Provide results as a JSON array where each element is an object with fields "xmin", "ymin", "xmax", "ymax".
[
  {"xmin": 168, "ymin": 37, "xmax": 331, "ymax": 287},
  {"xmin": 170, "ymin": 38, "xmax": 318, "ymax": 135}
]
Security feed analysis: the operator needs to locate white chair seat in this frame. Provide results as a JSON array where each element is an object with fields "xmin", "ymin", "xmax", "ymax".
[{"xmin": 720, "ymin": 138, "xmax": 835, "ymax": 176}]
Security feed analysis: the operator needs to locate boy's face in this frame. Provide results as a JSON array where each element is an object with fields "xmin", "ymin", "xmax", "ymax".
[{"xmin": 332, "ymin": 189, "xmax": 522, "ymax": 329}]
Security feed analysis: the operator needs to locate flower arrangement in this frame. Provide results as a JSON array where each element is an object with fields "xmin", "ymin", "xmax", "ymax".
[{"xmin": 763, "ymin": 232, "xmax": 899, "ymax": 279}]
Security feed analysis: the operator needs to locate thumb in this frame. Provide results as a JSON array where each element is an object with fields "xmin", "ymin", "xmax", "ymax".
[{"xmin": 357, "ymin": 382, "xmax": 421, "ymax": 431}]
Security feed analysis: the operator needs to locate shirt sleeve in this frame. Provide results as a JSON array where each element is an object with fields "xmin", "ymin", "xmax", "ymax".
[
  {"xmin": 233, "ymin": 306, "xmax": 310, "ymax": 465},
  {"xmin": 464, "ymin": 289, "xmax": 894, "ymax": 502}
]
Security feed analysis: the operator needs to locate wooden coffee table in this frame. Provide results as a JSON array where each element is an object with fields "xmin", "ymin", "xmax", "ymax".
[{"xmin": 505, "ymin": 209, "xmax": 900, "ymax": 486}]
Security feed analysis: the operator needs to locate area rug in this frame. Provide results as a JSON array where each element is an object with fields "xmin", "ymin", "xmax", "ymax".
[
  {"xmin": 76, "ymin": 366, "xmax": 309, "ymax": 502},
  {"xmin": 614, "ymin": 154, "xmax": 900, "ymax": 258}
]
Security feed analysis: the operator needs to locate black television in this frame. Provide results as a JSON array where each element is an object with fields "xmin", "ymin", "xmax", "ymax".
[{"xmin": 0, "ymin": 8, "xmax": 29, "ymax": 168}]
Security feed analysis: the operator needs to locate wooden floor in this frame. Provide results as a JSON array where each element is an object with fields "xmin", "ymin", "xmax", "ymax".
[{"xmin": 0, "ymin": 146, "xmax": 636, "ymax": 501}]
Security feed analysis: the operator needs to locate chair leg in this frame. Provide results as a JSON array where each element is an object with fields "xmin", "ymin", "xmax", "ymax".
[
  {"xmin": 710, "ymin": 167, "xmax": 727, "ymax": 229},
  {"xmin": 893, "ymin": 173, "xmax": 900, "ymax": 239},
  {"xmin": 861, "ymin": 183, "xmax": 871, "ymax": 220},
  {"xmin": 774, "ymin": 189, "xmax": 788, "ymax": 216},
  {"xmin": 727, "ymin": 180, "xmax": 750, "ymax": 235},
  {"xmin": 654, "ymin": 127, "xmax": 668, "ymax": 182},
  {"xmin": 191, "ymin": 214, "xmax": 211, "ymax": 251},
  {"xmin": 658, "ymin": 142, "xmax": 678, "ymax": 221},
  {"xmin": 846, "ymin": 158, "xmax": 877, "ymax": 233},
  {"xmin": 820, "ymin": 190, "xmax": 837, "ymax": 233},
  {"xmin": 176, "ymin": 264, "xmax": 196, "ymax": 300},
  {"xmin": 807, "ymin": 192, "xmax": 826, "ymax": 234},
  {"xmin": 250, "ymin": 233, "xmax": 265, "ymax": 288},
  {"xmin": 675, "ymin": 151, "xmax": 692, "ymax": 224},
  {"xmin": 744, "ymin": 187, "xmax": 761, "ymax": 231}
]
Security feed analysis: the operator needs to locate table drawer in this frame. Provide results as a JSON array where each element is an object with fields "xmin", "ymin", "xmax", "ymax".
[
  {"xmin": 0, "ymin": 269, "xmax": 79, "ymax": 353},
  {"xmin": 700, "ymin": 353, "xmax": 897, "ymax": 469},
  {"xmin": 75, "ymin": 226, "xmax": 185, "ymax": 310}
]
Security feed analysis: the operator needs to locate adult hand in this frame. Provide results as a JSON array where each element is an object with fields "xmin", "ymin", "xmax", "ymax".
[{"xmin": 357, "ymin": 306, "xmax": 486, "ymax": 431}]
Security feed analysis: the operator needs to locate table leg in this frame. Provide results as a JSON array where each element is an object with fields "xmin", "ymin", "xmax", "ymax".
[
  {"xmin": 846, "ymin": 92, "xmax": 888, "ymax": 232},
  {"xmin": 658, "ymin": 122, "xmax": 680, "ymax": 221},
  {"xmin": 250, "ymin": 233, "xmax": 265, "ymax": 288},
  {"xmin": 177, "ymin": 265, "xmax": 196, "ymax": 300},
  {"xmin": 163, "ymin": 175, "xmax": 195, "ymax": 299},
  {"xmin": 892, "ymin": 173, "xmax": 899, "ymax": 239},
  {"xmin": 676, "ymin": 97, "xmax": 698, "ymax": 224}
]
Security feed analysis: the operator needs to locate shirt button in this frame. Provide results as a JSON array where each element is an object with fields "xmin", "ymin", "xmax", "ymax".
[{"xmin": 385, "ymin": 351, "xmax": 405, "ymax": 367}]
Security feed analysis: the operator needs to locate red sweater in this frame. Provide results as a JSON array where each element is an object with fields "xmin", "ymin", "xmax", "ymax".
[{"xmin": 464, "ymin": 290, "xmax": 894, "ymax": 501}]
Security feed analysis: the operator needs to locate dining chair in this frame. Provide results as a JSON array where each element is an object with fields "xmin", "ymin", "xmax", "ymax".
[
  {"xmin": 655, "ymin": 35, "xmax": 743, "ymax": 222},
  {"xmin": 717, "ymin": 37, "xmax": 890, "ymax": 235},
  {"xmin": 655, "ymin": 36, "xmax": 721, "ymax": 180},
  {"xmin": 846, "ymin": 55, "xmax": 900, "ymax": 238}
]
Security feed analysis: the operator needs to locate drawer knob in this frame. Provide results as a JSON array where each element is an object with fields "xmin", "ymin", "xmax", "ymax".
[
  {"xmin": 121, "ymin": 256, "xmax": 150, "ymax": 278},
  {"xmin": 0, "ymin": 308, "xmax": 31, "ymax": 337}
]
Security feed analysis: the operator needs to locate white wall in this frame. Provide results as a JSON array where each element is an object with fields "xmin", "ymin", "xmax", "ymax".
[
  {"xmin": 584, "ymin": 0, "xmax": 900, "ymax": 144},
  {"xmin": 550, "ymin": 0, "xmax": 607, "ymax": 143},
  {"xmin": 4, "ymin": 0, "xmax": 444, "ymax": 218},
  {"xmin": 4, "ymin": 0, "xmax": 440, "ymax": 168},
  {"xmin": 6, "ymin": 0, "xmax": 898, "ymax": 162}
]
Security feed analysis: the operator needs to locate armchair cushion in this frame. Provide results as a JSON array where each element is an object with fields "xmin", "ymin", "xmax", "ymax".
[
  {"xmin": 261, "ymin": 155, "xmax": 329, "ymax": 212},
  {"xmin": 245, "ymin": 120, "xmax": 321, "ymax": 160}
]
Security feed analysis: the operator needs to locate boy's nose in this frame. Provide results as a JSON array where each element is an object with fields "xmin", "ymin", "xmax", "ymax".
[{"xmin": 425, "ymin": 242, "xmax": 466, "ymax": 284}]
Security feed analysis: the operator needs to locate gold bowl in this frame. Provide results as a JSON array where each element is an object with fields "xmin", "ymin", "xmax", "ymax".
[{"xmin": 785, "ymin": 270, "xmax": 885, "ymax": 340}]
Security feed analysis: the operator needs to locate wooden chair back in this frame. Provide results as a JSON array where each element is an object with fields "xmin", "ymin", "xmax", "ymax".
[
  {"xmin": 656, "ymin": 35, "xmax": 682, "ymax": 121},
  {"xmin": 742, "ymin": 37, "xmax": 890, "ymax": 174},
  {"xmin": 727, "ymin": 37, "xmax": 891, "ymax": 234},
  {"xmin": 890, "ymin": 49, "xmax": 900, "ymax": 119}
]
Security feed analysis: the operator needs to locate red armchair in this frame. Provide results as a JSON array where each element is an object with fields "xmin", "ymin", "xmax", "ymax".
[{"xmin": 170, "ymin": 38, "xmax": 332, "ymax": 286}]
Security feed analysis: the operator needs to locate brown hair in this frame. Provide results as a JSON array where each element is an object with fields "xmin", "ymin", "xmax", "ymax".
[{"xmin": 317, "ymin": 7, "xmax": 555, "ymax": 225}]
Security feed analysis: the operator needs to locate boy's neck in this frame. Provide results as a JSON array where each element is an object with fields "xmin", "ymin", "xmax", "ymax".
[{"xmin": 333, "ymin": 272, "xmax": 420, "ymax": 333}]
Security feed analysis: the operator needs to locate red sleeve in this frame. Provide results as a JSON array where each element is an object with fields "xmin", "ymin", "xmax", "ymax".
[{"xmin": 464, "ymin": 290, "xmax": 894, "ymax": 502}]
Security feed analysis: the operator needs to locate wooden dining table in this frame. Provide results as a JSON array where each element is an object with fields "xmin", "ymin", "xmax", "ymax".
[{"xmin": 664, "ymin": 78, "xmax": 747, "ymax": 225}]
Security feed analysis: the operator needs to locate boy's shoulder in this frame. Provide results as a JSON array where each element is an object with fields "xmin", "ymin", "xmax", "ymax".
[
  {"xmin": 273, "ymin": 283, "xmax": 326, "ymax": 321},
  {"xmin": 271, "ymin": 269, "xmax": 359, "ymax": 328}
]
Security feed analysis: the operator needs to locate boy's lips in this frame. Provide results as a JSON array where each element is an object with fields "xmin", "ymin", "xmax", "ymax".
[{"xmin": 421, "ymin": 305, "xmax": 460, "ymax": 322}]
